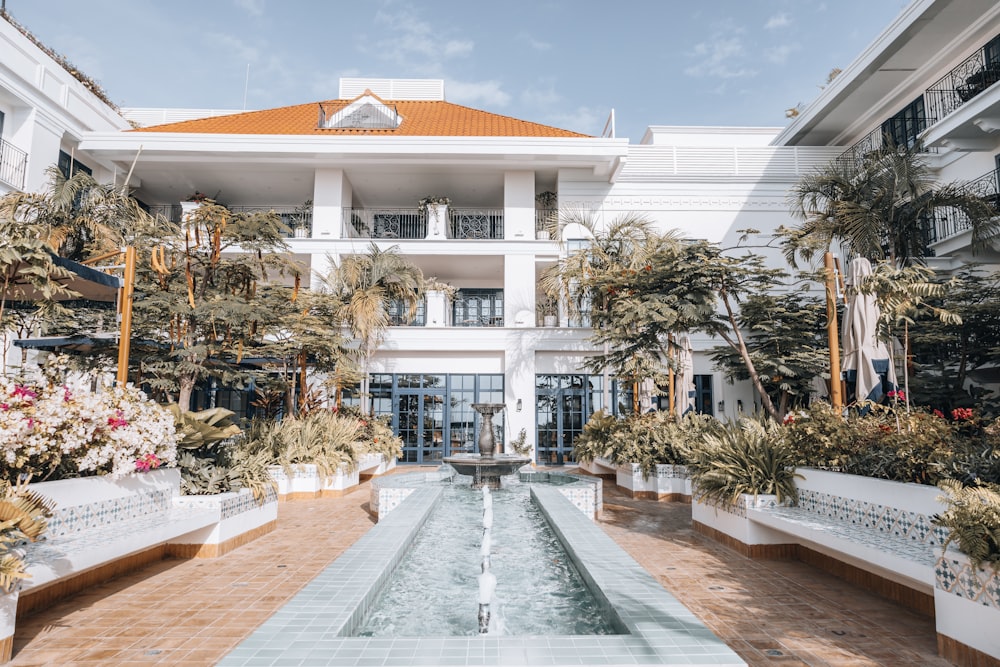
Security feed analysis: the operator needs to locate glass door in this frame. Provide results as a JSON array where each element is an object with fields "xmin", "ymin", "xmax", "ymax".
[
  {"xmin": 397, "ymin": 391, "xmax": 446, "ymax": 463},
  {"xmin": 536, "ymin": 376, "xmax": 587, "ymax": 464}
]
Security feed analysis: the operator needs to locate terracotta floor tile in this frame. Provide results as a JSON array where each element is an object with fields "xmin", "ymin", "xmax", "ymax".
[{"xmin": 6, "ymin": 471, "xmax": 954, "ymax": 666}]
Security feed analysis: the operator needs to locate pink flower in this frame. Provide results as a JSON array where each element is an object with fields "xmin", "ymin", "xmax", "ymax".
[
  {"xmin": 63, "ymin": 385, "xmax": 73, "ymax": 402},
  {"xmin": 932, "ymin": 409, "xmax": 945, "ymax": 419},
  {"xmin": 107, "ymin": 409, "xmax": 129, "ymax": 429},
  {"xmin": 135, "ymin": 453, "xmax": 161, "ymax": 472},
  {"xmin": 12, "ymin": 385, "xmax": 37, "ymax": 401}
]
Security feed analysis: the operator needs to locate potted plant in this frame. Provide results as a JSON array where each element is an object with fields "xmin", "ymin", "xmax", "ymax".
[
  {"xmin": 419, "ymin": 196, "xmax": 451, "ymax": 238},
  {"xmin": 537, "ymin": 294, "xmax": 559, "ymax": 326},
  {"xmin": 535, "ymin": 191, "xmax": 557, "ymax": 240}
]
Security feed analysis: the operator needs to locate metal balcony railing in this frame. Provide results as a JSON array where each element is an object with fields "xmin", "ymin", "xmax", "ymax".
[
  {"xmin": 453, "ymin": 290, "xmax": 503, "ymax": 327},
  {"xmin": 925, "ymin": 46, "xmax": 1000, "ymax": 123},
  {"xmin": 921, "ymin": 169, "xmax": 999, "ymax": 244},
  {"xmin": 0, "ymin": 137, "xmax": 28, "ymax": 190},
  {"xmin": 834, "ymin": 122, "xmax": 935, "ymax": 174},
  {"xmin": 144, "ymin": 204, "xmax": 312, "ymax": 238},
  {"xmin": 345, "ymin": 208, "xmax": 426, "ymax": 239},
  {"xmin": 448, "ymin": 208, "xmax": 503, "ymax": 239},
  {"xmin": 535, "ymin": 208, "xmax": 557, "ymax": 239}
]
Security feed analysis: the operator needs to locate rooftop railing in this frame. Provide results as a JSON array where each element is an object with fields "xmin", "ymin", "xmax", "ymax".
[{"xmin": 0, "ymin": 137, "xmax": 27, "ymax": 190}]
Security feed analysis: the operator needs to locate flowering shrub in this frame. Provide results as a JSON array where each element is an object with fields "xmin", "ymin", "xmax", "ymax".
[
  {"xmin": 0, "ymin": 376, "xmax": 177, "ymax": 482},
  {"xmin": 785, "ymin": 402, "xmax": 999, "ymax": 485}
]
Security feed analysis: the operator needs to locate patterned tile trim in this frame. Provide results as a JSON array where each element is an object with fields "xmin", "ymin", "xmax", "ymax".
[
  {"xmin": 935, "ymin": 555, "xmax": 1000, "ymax": 610},
  {"xmin": 173, "ymin": 488, "xmax": 278, "ymax": 520},
  {"xmin": 796, "ymin": 488, "xmax": 948, "ymax": 546},
  {"xmin": 45, "ymin": 488, "xmax": 173, "ymax": 538}
]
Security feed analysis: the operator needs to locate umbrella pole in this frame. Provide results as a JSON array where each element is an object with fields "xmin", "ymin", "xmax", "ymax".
[
  {"xmin": 824, "ymin": 253, "xmax": 843, "ymax": 410},
  {"xmin": 116, "ymin": 246, "xmax": 136, "ymax": 386}
]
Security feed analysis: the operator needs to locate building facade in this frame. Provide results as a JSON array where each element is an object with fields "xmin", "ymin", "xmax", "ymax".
[{"xmin": 3, "ymin": 0, "xmax": 998, "ymax": 464}]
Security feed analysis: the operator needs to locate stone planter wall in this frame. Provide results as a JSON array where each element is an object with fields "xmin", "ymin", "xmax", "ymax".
[
  {"xmin": 267, "ymin": 463, "xmax": 359, "ymax": 500},
  {"xmin": 616, "ymin": 463, "xmax": 691, "ymax": 501},
  {"xmin": 169, "ymin": 488, "xmax": 278, "ymax": 558},
  {"xmin": 691, "ymin": 493, "xmax": 797, "ymax": 558},
  {"xmin": 934, "ymin": 552, "xmax": 1000, "ymax": 665}
]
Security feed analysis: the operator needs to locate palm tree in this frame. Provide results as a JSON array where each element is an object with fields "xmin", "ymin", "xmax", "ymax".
[
  {"xmin": 320, "ymin": 243, "xmax": 424, "ymax": 412},
  {"xmin": 786, "ymin": 141, "xmax": 998, "ymax": 267}
]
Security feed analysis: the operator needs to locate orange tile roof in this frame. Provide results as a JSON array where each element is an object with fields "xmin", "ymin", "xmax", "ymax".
[{"xmin": 131, "ymin": 98, "xmax": 591, "ymax": 138}]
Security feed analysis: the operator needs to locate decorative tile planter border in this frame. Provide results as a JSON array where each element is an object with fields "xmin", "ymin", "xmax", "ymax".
[
  {"xmin": 934, "ymin": 553, "xmax": 1000, "ymax": 664},
  {"xmin": 616, "ymin": 463, "xmax": 691, "ymax": 501}
]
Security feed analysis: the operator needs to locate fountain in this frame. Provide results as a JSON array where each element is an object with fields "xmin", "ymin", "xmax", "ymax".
[{"xmin": 443, "ymin": 403, "xmax": 531, "ymax": 488}]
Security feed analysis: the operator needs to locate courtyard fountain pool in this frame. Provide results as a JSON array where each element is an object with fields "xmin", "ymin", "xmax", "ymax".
[
  {"xmin": 357, "ymin": 484, "xmax": 614, "ymax": 637},
  {"xmin": 218, "ymin": 469, "xmax": 746, "ymax": 666}
]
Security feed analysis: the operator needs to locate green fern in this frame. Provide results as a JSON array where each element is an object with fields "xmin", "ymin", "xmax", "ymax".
[{"xmin": 934, "ymin": 480, "xmax": 1000, "ymax": 570}]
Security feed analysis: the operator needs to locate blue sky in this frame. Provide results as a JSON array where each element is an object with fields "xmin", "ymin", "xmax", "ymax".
[{"xmin": 8, "ymin": 0, "xmax": 910, "ymax": 141}]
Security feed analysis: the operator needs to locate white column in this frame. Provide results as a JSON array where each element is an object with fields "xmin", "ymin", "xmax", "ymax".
[
  {"xmin": 312, "ymin": 169, "xmax": 350, "ymax": 239},
  {"xmin": 425, "ymin": 204, "xmax": 448, "ymax": 239},
  {"xmin": 503, "ymin": 171, "xmax": 534, "ymax": 240}
]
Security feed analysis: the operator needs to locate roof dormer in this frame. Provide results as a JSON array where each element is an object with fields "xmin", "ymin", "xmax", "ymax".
[{"xmin": 319, "ymin": 90, "xmax": 402, "ymax": 130}]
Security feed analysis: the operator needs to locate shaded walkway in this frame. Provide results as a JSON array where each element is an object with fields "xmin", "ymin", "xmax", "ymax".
[{"xmin": 8, "ymin": 472, "xmax": 951, "ymax": 666}]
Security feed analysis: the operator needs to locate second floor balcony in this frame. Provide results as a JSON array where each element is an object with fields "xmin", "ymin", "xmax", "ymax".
[
  {"xmin": 344, "ymin": 207, "xmax": 504, "ymax": 240},
  {"xmin": 921, "ymin": 169, "xmax": 1000, "ymax": 246},
  {"xmin": 925, "ymin": 34, "xmax": 1000, "ymax": 124},
  {"xmin": 0, "ymin": 137, "xmax": 28, "ymax": 190}
]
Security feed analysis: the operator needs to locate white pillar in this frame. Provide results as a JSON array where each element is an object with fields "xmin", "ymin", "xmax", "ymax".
[
  {"xmin": 312, "ymin": 169, "xmax": 350, "ymax": 239},
  {"xmin": 503, "ymin": 171, "xmax": 534, "ymax": 240}
]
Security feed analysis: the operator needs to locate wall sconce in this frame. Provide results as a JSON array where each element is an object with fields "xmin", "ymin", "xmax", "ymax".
[
  {"xmin": 737, "ymin": 400, "xmax": 744, "ymax": 413},
  {"xmin": 717, "ymin": 400, "xmax": 725, "ymax": 414},
  {"xmin": 516, "ymin": 399, "xmax": 523, "ymax": 412}
]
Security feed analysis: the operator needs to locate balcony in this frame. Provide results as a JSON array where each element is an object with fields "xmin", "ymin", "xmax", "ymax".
[
  {"xmin": 925, "ymin": 46, "xmax": 1000, "ymax": 125},
  {"xmin": 0, "ymin": 137, "xmax": 27, "ymax": 190},
  {"xmin": 922, "ymin": 169, "xmax": 999, "ymax": 245},
  {"xmin": 835, "ymin": 122, "xmax": 934, "ymax": 174},
  {"xmin": 145, "ymin": 203, "xmax": 312, "ymax": 238},
  {"xmin": 344, "ymin": 207, "xmax": 505, "ymax": 240}
]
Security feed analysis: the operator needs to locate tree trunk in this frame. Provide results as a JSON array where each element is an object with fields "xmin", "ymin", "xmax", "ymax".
[
  {"xmin": 177, "ymin": 374, "xmax": 195, "ymax": 413},
  {"xmin": 720, "ymin": 290, "xmax": 781, "ymax": 421}
]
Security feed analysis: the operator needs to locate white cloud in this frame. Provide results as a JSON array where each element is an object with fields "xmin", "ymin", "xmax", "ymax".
[
  {"xmin": 517, "ymin": 32, "xmax": 553, "ymax": 51},
  {"xmin": 234, "ymin": 0, "xmax": 265, "ymax": 17},
  {"xmin": 203, "ymin": 32, "xmax": 259, "ymax": 64},
  {"xmin": 764, "ymin": 13, "xmax": 791, "ymax": 30},
  {"xmin": 684, "ymin": 35, "xmax": 756, "ymax": 79},
  {"xmin": 764, "ymin": 43, "xmax": 799, "ymax": 64},
  {"xmin": 520, "ymin": 85, "xmax": 562, "ymax": 108},
  {"xmin": 448, "ymin": 79, "xmax": 511, "ymax": 108},
  {"xmin": 372, "ymin": 6, "xmax": 473, "ymax": 74},
  {"xmin": 547, "ymin": 106, "xmax": 606, "ymax": 135}
]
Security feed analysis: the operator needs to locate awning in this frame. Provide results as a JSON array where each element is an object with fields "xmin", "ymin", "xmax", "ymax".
[
  {"xmin": 4, "ymin": 255, "xmax": 122, "ymax": 304},
  {"xmin": 14, "ymin": 333, "xmax": 119, "ymax": 354}
]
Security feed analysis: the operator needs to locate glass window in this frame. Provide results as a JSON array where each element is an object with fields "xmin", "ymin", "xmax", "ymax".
[
  {"xmin": 985, "ymin": 33, "xmax": 1000, "ymax": 66},
  {"xmin": 880, "ymin": 96, "xmax": 927, "ymax": 149},
  {"xmin": 387, "ymin": 295, "xmax": 425, "ymax": 326},
  {"xmin": 454, "ymin": 289, "xmax": 503, "ymax": 327},
  {"xmin": 57, "ymin": 149, "xmax": 92, "ymax": 178}
]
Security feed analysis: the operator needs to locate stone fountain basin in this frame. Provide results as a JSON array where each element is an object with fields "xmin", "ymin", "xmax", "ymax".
[{"xmin": 442, "ymin": 454, "xmax": 532, "ymax": 480}]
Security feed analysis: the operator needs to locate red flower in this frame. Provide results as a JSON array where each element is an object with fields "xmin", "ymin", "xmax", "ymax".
[
  {"xmin": 782, "ymin": 413, "xmax": 795, "ymax": 425},
  {"xmin": 951, "ymin": 407, "xmax": 974, "ymax": 421},
  {"xmin": 932, "ymin": 409, "xmax": 945, "ymax": 419}
]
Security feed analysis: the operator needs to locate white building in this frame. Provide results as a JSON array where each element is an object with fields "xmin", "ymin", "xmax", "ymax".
[{"xmin": 2, "ymin": 0, "xmax": 998, "ymax": 464}]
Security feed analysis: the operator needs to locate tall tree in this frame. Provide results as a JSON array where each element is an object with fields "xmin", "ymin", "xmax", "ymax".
[
  {"xmin": 319, "ymin": 243, "xmax": 423, "ymax": 412},
  {"xmin": 541, "ymin": 211, "xmax": 717, "ymax": 414},
  {"xmin": 710, "ymin": 288, "xmax": 828, "ymax": 416},
  {"xmin": 132, "ymin": 201, "xmax": 298, "ymax": 411}
]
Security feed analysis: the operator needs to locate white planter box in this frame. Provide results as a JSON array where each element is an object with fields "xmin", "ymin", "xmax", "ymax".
[
  {"xmin": 357, "ymin": 453, "xmax": 396, "ymax": 477},
  {"xmin": 170, "ymin": 488, "xmax": 278, "ymax": 557},
  {"xmin": 616, "ymin": 463, "xmax": 691, "ymax": 500},
  {"xmin": 577, "ymin": 457, "xmax": 617, "ymax": 478},
  {"xmin": 934, "ymin": 552, "xmax": 1000, "ymax": 663},
  {"xmin": 267, "ymin": 463, "xmax": 359, "ymax": 499},
  {"xmin": 692, "ymin": 493, "xmax": 791, "ymax": 547}
]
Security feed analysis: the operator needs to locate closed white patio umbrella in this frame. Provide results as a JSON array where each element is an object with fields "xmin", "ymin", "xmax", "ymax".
[
  {"xmin": 673, "ymin": 334, "xmax": 696, "ymax": 417},
  {"xmin": 841, "ymin": 258, "xmax": 896, "ymax": 404}
]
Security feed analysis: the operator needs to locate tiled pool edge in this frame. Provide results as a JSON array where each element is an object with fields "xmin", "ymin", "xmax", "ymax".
[{"xmin": 218, "ymin": 483, "xmax": 745, "ymax": 667}]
